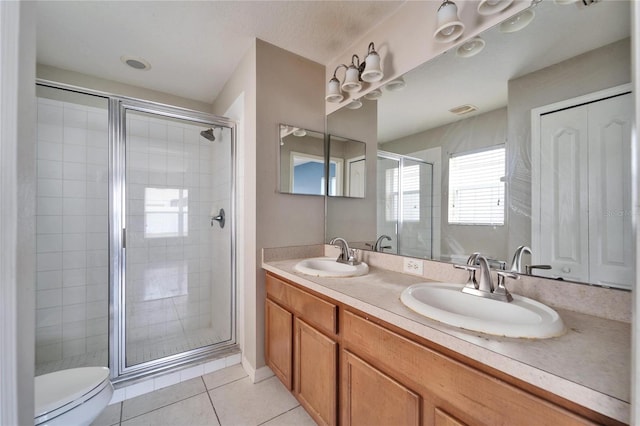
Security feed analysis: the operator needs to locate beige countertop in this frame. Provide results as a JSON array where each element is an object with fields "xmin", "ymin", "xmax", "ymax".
[{"xmin": 262, "ymin": 256, "xmax": 630, "ymax": 424}]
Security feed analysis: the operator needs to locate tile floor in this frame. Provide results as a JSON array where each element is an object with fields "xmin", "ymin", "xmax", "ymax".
[{"xmin": 91, "ymin": 364, "xmax": 317, "ymax": 426}]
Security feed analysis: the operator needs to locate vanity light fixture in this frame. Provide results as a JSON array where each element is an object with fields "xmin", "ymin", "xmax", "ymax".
[
  {"xmin": 499, "ymin": 8, "xmax": 535, "ymax": 33},
  {"xmin": 434, "ymin": 0, "xmax": 465, "ymax": 43},
  {"xmin": 364, "ymin": 88, "xmax": 383, "ymax": 101},
  {"xmin": 325, "ymin": 42, "xmax": 384, "ymax": 103},
  {"xmin": 477, "ymin": 0, "xmax": 514, "ymax": 15},
  {"xmin": 456, "ymin": 37, "xmax": 485, "ymax": 58},
  {"xmin": 385, "ymin": 77, "xmax": 407, "ymax": 92},
  {"xmin": 292, "ymin": 128, "xmax": 307, "ymax": 137},
  {"xmin": 345, "ymin": 99, "xmax": 363, "ymax": 110}
]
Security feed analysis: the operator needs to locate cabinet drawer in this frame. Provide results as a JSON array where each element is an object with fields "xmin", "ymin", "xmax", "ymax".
[
  {"xmin": 266, "ymin": 273, "xmax": 337, "ymax": 336},
  {"xmin": 342, "ymin": 310, "xmax": 594, "ymax": 426}
]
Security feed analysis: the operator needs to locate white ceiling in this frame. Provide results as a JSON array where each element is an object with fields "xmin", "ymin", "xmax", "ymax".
[
  {"xmin": 376, "ymin": 0, "xmax": 631, "ymax": 143},
  {"xmin": 36, "ymin": 0, "xmax": 404, "ymax": 105}
]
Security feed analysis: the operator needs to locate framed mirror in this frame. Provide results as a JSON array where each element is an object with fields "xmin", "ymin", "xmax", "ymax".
[
  {"xmin": 278, "ymin": 124, "xmax": 326, "ymax": 196},
  {"xmin": 328, "ymin": 135, "xmax": 366, "ymax": 198},
  {"xmin": 326, "ymin": 0, "xmax": 632, "ymax": 289}
]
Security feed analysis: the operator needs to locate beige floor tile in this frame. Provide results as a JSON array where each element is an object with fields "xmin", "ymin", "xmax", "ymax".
[
  {"xmin": 209, "ymin": 376, "xmax": 298, "ymax": 426},
  {"xmin": 260, "ymin": 406, "xmax": 316, "ymax": 426},
  {"xmin": 91, "ymin": 402, "xmax": 122, "ymax": 426},
  {"xmin": 121, "ymin": 377, "xmax": 206, "ymax": 421},
  {"xmin": 121, "ymin": 393, "xmax": 219, "ymax": 426},
  {"xmin": 202, "ymin": 363, "xmax": 248, "ymax": 390}
]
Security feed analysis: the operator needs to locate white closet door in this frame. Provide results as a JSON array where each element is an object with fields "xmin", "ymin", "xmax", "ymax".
[
  {"xmin": 539, "ymin": 106, "xmax": 590, "ymax": 282},
  {"xmin": 587, "ymin": 93, "xmax": 633, "ymax": 288}
]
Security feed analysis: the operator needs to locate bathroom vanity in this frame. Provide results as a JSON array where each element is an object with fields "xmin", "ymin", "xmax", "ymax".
[{"xmin": 262, "ymin": 249, "xmax": 630, "ymax": 425}]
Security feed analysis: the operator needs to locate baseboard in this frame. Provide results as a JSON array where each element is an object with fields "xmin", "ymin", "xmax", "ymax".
[{"xmin": 242, "ymin": 357, "xmax": 274, "ymax": 383}]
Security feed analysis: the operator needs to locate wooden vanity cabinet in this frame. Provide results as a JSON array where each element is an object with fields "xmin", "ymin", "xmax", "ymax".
[
  {"xmin": 265, "ymin": 273, "xmax": 338, "ymax": 426},
  {"xmin": 265, "ymin": 272, "xmax": 619, "ymax": 426}
]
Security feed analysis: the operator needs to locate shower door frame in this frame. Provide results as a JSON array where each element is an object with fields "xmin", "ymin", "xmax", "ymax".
[
  {"xmin": 36, "ymin": 80, "xmax": 238, "ymax": 384},
  {"xmin": 377, "ymin": 151, "xmax": 434, "ymax": 257}
]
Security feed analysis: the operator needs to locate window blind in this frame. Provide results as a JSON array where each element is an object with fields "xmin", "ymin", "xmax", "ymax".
[{"xmin": 448, "ymin": 146, "xmax": 505, "ymax": 225}]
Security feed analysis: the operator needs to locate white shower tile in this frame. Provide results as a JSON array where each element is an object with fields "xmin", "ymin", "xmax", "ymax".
[
  {"xmin": 62, "ymin": 304, "xmax": 86, "ymax": 323},
  {"xmin": 37, "ymin": 306, "xmax": 62, "ymax": 328},
  {"xmin": 86, "ymin": 301, "xmax": 107, "ymax": 319},
  {"xmin": 63, "ymin": 268, "xmax": 86, "ymax": 287},
  {"xmin": 63, "ymin": 144, "xmax": 86, "ymax": 163},
  {"xmin": 63, "ymin": 286, "xmax": 86, "ymax": 306},
  {"xmin": 86, "ymin": 267, "xmax": 108, "ymax": 285},
  {"xmin": 63, "ymin": 216, "xmax": 86, "ymax": 234},
  {"xmin": 64, "ymin": 106, "xmax": 88, "ymax": 128},
  {"xmin": 36, "ymin": 343, "xmax": 62, "ymax": 363},
  {"xmin": 38, "ymin": 141, "xmax": 63, "ymax": 161},
  {"xmin": 88, "ymin": 111, "xmax": 108, "ymax": 131},
  {"xmin": 87, "ymin": 250, "xmax": 109, "ymax": 268},
  {"xmin": 38, "ymin": 103, "xmax": 63, "ymax": 125},
  {"xmin": 86, "ymin": 198, "xmax": 108, "ymax": 215},
  {"xmin": 37, "ymin": 234, "xmax": 63, "ymax": 253},
  {"xmin": 63, "ymin": 161, "xmax": 86, "ymax": 181},
  {"xmin": 38, "ymin": 159, "xmax": 63, "ymax": 179},
  {"xmin": 37, "ymin": 179, "xmax": 63, "ymax": 197},
  {"xmin": 63, "ymin": 180, "xmax": 86, "ymax": 198},
  {"xmin": 38, "ymin": 124, "xmax": 64, "ymax": 144},
  {"xmin": 63, "ymin": 233, "xmax": 87, "ymax": 251},
  {"xmin": 37, "ymin": 289, "xmax": 62, "ymax": 309},
  {"xmin": 36, "ymin": 324, "xmax": 62, "ymax": 345},
  {"xmin": 37, "ymin": 196, "xmax": 63, "ymax": 216},
  {"xmin": 64, "ymin": 127, "xmax": 88, "ymax": 145},
  {"xmin": 86, "ymin": 284, "xmax": 107, "ymax": 303},
  {"xmin": 87, "ymin": 129, "xmax": 108, "ymax": 147},
  {"xmin": 63, "ymin": 338, "xmax": 86, "ymax": 357},
  {"xmin": 86, "ymin": 181, "xmax": 108, "ymax": 199},
  {"xmin": 179, "ymin": 364, "xmax": 204, "ymax": 381},
  {"xmin": 37, "ymin": 270, "xmax": 63, "ymax": 290},
  {"xmin": 124, "ymin": 379, "xmax": 155, "ymax": 399},
  {"xmin": 128, "ymin": 118, "xmax": 149, "ymax": 138},
  {"xmin": 86, "ymin": 317, "xmax": 107, "ymax": 337},
  {"xmin": 86, "ymin": 233, "xmax": 108, "ymax": 251},
  {"xmin": 63, "ymin": 251, "xmax": 86, "ymax": 270},
  {"xmin": 167, "ymin": 126, "xmax": 183, "ymax": 142},
  {"xmin": 86, "ymin": 215, "xmax": 108, "ymax": 232},
  {"xmin": 63, "ymin": 198, "xmax": 87, "ymax": 216},
  {"xmin": 37, "ymin": 252, "xmax": 62, "ymax": 272},
  {"xmin": 86, "ymin": 334, "xmax": 108, "ymax": 352},
  {"xmin": 87, "ymin": 147, "xmax": 108, "ymax": 165},
  {"xmin": 63, "ymin": 320, "xmax": 87, "ymax": 341}
]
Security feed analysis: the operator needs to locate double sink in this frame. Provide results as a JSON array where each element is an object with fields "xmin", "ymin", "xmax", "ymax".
[{"xmin": 294, "ymin": 257, "xmax": 565, "ymax": 340}]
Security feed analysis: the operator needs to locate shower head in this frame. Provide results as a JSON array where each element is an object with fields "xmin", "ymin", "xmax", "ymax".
[{"xmin": 200, "ymin": 128, "xmax": 216, "ymax": 142}]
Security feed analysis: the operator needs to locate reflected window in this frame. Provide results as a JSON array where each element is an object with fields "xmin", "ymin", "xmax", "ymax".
[
  {"xmin": 144, "ymin": 188, "xmax": 189, "ymax": 238},
  {"xmin": 448, "ymin": 146, "xmax": 505, "ymax": 225},
  {"xmin": 291, "ymin": 153, "xmax": 326, "ymax": 195},
  {"xmin": 385, "ymin": 165, "xmax": 420, "ymax": 222}
]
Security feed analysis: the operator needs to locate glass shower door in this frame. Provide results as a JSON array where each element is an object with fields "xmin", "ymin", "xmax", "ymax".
[{"xmin": 123, "ymin": 108, "xmax": 234, "ymax": 368}]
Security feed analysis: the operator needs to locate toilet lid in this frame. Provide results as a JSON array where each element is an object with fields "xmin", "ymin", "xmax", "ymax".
[{"xmin": 35, "ymin": 367, "xmax": 110, "ymax": 417}]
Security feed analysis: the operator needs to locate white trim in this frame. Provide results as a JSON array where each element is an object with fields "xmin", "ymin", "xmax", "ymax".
[
  {"xmin": 530, "ymin": 83, "xmax": 632, "ymax": 266},
  {"xmin": 345, "ymin": 155, "xmax": 365, "ymax": 197},
  {"xmin": 241, "ymin": 357, "xmax": 274, "ymax": 383},
  {"xmin": 0, "ymin": 2, "xmax": 20, "ymax": 424}
]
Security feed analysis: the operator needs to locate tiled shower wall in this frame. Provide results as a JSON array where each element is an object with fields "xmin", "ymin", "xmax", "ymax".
[{"xmin": 35, "ymin": 96, "xmax": 110, "ymax": 366}]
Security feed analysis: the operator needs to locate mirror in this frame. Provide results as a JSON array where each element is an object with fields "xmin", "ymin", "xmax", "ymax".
[
  {"xmin": 279, "ymin": 124, "xmax": 326, "ymax": 196},
  {"xmin": 328, "ymin": 135, "xmax": 366, "ymax": 198},
  {"xmin": 326, "ymin": 1, "xmax": 632, "ymax": 289}
]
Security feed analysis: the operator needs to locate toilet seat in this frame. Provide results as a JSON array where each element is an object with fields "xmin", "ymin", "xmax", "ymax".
[{"xmin": 35, "ymin": 367, "xmax": 112, "ymax": 425}]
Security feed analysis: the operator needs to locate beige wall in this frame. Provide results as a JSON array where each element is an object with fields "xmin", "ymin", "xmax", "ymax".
[
  {"xmin": 507, "ymin": 37, "xmax": 631, "ymax": 257},
  {"xmin": 325, "ymin": 0, "xmax": 529, "ymax": 115},
  {"xmin": 254, "ymin": 39, "xmax": 326, "ymax": 368},
  {"xmin": 383, "ymin": 107, "xmax": 508, "ymax": 260},
  {"xmin": 326, "ymin": 100, "xmax": 377, "ymax": 244},
  {"xmin": 38, "ymin": 64, "xmax": 212, "ymax": 113}
]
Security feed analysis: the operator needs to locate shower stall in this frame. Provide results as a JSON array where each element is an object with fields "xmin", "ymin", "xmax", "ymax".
[
  {"xmin": 377, "ymin": 151, "xmax": 434, "ymax": 258},
  {"xmin": 34, "ymin": 83, "xmax": 237, "ymax": 382}
]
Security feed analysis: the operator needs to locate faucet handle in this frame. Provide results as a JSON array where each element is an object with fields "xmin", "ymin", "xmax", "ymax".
[
  {"xmin": 494, "ymin": 271, "xmax": 518, "ymax": 302},
  {"xmin": 453, "ymin": 263, "xmax": 478, "ymax": 272}
]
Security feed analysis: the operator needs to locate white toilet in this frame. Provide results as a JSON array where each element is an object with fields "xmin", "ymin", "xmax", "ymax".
[{"xmin": 35, "ymin": 366, "xmax": 114, "ymax": 426}]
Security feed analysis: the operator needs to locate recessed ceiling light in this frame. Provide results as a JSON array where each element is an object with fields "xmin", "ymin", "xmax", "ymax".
[{"xmin": 120, "ymin": 55, "xmax": 151, "ymax": 71}]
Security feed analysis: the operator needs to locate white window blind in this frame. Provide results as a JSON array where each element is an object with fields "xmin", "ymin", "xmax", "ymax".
[{"xmin": 448, "ymin": 146, "xmax": 505, "ymax": 225}]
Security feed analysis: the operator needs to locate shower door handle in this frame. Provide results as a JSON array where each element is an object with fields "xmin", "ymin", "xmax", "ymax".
[{"xmin": 211, "ymin": 208, "xmax": 225, "ymax": 229}]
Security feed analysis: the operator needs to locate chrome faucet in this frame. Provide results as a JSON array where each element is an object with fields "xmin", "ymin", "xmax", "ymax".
[
  {"xmin": 454, "ymin": 254, "xmax": 517, "ymax": 302},
  {"xmin": 509, "ymin": 245, "xmax": 531, "ymax": 273},
  {"xmin": 373, "ymin": 235, "xmax": 392, "ymax": 252},
  {"xmin": 329, "ymin": 237, "xmax": 360, "ymax": 266}
]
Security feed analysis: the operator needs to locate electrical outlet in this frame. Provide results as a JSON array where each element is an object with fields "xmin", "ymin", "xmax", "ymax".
[{"xmin": 403, "ymin": 258, "xmax": 424, "ymax": 276}]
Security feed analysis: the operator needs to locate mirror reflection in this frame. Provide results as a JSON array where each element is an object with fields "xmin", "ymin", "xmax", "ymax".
[
  {"xmin": 328, "ymin": 135, "xmax": 366, "ymax": 198},
  {"xmin": 279, "ymin": 124, "xmax": 325, "ymax": 196},
  {"xmin": 326, "ymin": 0, "xmax": 632, "ymax": 289}
]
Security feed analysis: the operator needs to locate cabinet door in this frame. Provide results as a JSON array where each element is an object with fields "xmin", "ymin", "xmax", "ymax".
[
  {"xmin": 265, "ymin": 298, "xmax": 293, "ymax": 389},
  {"xmin": 341, "ymin": 350, "xmax": 420, "ymax": 426},
  {"xmin": 434, "ymin": 408, "xmax": 467, "ymax": 426},
  {"xmin": 294, "ymin": 318, "xmax": 337, "ymax": 426}
]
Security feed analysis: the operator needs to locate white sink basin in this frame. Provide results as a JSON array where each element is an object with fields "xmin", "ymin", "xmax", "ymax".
[
  {"xmin": 400, "ymin": 282, "xmax": 565, "ymax": 339},
  {"xmin": 294, "ymin": 257, "xmax": 369, "ymax": 278}
]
